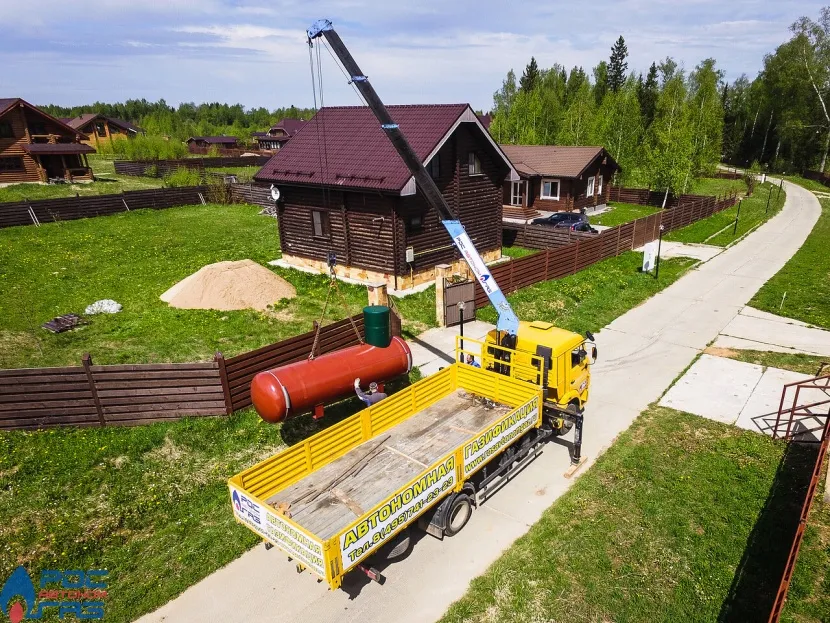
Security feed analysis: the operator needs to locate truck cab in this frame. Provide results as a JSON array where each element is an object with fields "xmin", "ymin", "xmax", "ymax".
[{"xmin": 483, "ymin": 320, "xmax": 595, "ymax": 434}]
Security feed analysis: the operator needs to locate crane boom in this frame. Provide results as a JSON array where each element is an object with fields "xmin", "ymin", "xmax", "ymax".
[{"xmin": 307, "ymin": 19, "xmax": 520, "ymax": 337}]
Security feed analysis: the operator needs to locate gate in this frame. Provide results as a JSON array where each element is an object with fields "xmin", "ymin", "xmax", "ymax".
[{"xmin": 444, "ymin": 280, "xmax": 475, "ymax": 327}]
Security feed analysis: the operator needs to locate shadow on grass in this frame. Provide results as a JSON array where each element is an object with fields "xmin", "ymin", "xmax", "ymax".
[{"xmin": 718, "ymin": 441, "xmax": 819, "ymax": 622}]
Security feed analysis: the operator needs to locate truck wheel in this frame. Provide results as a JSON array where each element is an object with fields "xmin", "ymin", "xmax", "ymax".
[{"xmin": 444, "ymin": 494, "xmax": 473, "ymax": 537}]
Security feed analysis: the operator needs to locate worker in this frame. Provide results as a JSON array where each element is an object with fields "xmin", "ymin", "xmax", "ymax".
[
  {"xmin": 354, "ymin": 378, "xmax": 387, "ymax": 406},
  {"xmin": 465, "ymin": 354, "xmax": 481, "ymax": 368}
]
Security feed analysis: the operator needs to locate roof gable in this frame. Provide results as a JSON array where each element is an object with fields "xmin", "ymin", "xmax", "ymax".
[
  {"xmin": 500, "ymin": 145, "xmax": 619, "ymax": 179},
  {"xmin": 0, "ymin": 98, "xmax": 89, "ymax": 140},
  {"xmin": 255, "ymin": 104, "xmax": 516, "ymax": 193}
]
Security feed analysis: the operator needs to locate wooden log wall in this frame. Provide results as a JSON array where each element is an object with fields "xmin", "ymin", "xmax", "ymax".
[{"xmin": 0, "ymin": 186, "xmax": 208, "ymax": 229}]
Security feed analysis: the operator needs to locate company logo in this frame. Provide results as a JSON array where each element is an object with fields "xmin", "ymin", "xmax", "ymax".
[
  {"xmin": 231, "ymin": 489, "xmax": 261, "ymax": 526},
  {"xmin": 480, "ymin": 274, "xmax": 490, "ymax": 283},
  {"xmin": 0, "ymin": 567, "xmax": 108, "ymax": 621}
]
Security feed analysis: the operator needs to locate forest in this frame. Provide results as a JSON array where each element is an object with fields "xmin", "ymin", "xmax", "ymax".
[
  {"xmin": 491, "ymin": 6, "xmax": 830, "ymax": 191},
  {"xmin": 38, "ymin": 6, "xmax": 830, "ymax": 186}
]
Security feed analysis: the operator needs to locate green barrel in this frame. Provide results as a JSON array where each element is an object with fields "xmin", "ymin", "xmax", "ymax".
[{"xmin": 363, "ymin": 305, "xmax": 391, "ymax": 347}]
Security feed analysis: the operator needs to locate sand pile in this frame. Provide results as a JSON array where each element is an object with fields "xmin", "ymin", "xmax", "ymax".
[{"xmin": 161, "ymin": 260, "xmax": 296, "ymax": 311}]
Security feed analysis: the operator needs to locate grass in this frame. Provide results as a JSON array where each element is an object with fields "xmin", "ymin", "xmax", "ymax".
[
  {"xmin": 0, "ymin": 369, "xmax": 422, "ymax": 623},
  {"xmin": 781, "ymin": 175, "xmax": 829, "ymax": 194},
  {"xmin": 0, "ymin": 203, "xmax": 434, "ymax": 369},
  {"xmin": 440, "ymin": 406, "xmax": 825, "ymax": 623},
  {"xmin": 689, "ymin": 176, "xmax": 747, "ymax": 197},
  {"xmin": 590, "ymin": 202, "xmax": 660, "ymax": 227},
  {"xmin": 750, "ymin": 185, "xmax": 829, "ymax": 329},
  {"xmin": 707, "ymin": 348, "xmax": 829, "ymax": 377},
  {"xmin": 501, "ymin": 246, "xmax": 538, "ymax": 259},
  {"xmin": 665, "ymin": 181, "xmax": 786, "ymax": 246},
  {"xmin": 0, "ymin": 158, "xmax": 164, "ymax": 202},
  {"xmin": 477, "ymin": 251, "xmax": 697, "ymax": 336}
]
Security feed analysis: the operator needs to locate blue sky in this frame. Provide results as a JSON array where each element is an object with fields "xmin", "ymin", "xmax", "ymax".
[{"xmin": 1, "ymin": 1, "xmax": 822, "ymax": 112}]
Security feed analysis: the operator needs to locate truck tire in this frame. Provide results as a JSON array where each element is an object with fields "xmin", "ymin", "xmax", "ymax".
[{"xmin": 444, "ymin": 494, "xmax": 473, "ymax": 537}]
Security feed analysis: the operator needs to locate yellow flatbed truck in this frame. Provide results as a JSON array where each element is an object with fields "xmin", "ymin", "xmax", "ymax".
[{"xmin": 229, "ymin": 348, "xmax": 548, "ymax": 588}]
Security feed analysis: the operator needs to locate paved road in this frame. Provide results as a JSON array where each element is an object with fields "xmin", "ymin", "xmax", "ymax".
[{"xmin": 137, "ymin": 180, "xmax": 821, "ymax": 623}]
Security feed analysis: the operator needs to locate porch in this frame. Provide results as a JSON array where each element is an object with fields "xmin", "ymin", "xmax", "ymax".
[{"xmin": 23, "ymin": 142, "xmax": 96, "ymax": 183}]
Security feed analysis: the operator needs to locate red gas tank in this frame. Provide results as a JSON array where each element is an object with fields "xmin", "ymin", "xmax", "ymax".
[{"xmin": 251, "ymin": 336, "xmax": 412, "ymax": 423}]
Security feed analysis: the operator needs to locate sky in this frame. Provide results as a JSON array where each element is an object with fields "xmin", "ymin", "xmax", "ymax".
[{"xmin": 1, "ymin": 0, "xmax": 823, "ymax": 112}]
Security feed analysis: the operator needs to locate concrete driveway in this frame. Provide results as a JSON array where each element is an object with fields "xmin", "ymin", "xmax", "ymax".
[{"xmin": 137, "ymin": 179, "xmax": 821, "ymax": 623}]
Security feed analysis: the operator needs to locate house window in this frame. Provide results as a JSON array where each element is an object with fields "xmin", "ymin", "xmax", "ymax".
[
  {"xmin": 587, "ymin": 176, "xmax": 595, "ymax": 197},
  {"xmin": 406, "ymin": 214, "xmax": 423, "ymax": 234},
  {"xmin": 468, "ymin": 152, "xmax": 482, "ymax": 175},
  {"xmin": 110, "ymin": 125, "xmax": 122, "ymax": 135},
  {"xmin": 0, "ymin": 122, "xmax": 13, "ymax": 139},
  {"xmin": 428, "ymin": 155, "xmax": 440, "ymax": 180},
  {"xmin": 510, "ymin": 181, "xmax": 525, "ymax": 206},
  {"xmin": 29, "ymin": 122, "xmax": 46, "ymax": 136},
  {"xmin": 0, "ymin": 157, "xmax": 24, "ymax": 171},
  {"xmin": 96, "ymin": 122, "xmax": 107, "ymax": 137},
  {"xmin": 540, "ymin": 179, "xmax": 560, "ymax": 200},
  {"xmin": 311, "ymin": 210, "xmax": 330, "ymax": 238},
  {"xmin": 597, "ymin": 175, "xmax": 603, "ymax": 196}
]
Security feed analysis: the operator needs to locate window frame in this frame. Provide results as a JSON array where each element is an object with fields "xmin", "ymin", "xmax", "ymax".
[
  {"xmin": 597, "ymin": 174, "xmax": 603, "ymax": 196},
  {"xmin": 95, "ymin": 122, "xmax": 107, "ymax": 137},
  {"xmin": 510, "ymin": 180, "xmax": 526, "ymax": 206},
  {"xmin": 586, "ymin": 176, "xmax": 595, "ymax": 197},
  {"xmin": 540, "ymin": 178, "xmax": 560, "ymax": 201},
  {"xmin": 311, "ymin": 209, "xmax": 331, "ymax": 239},
  {"xmin": 406, "ymin": 214, "xmax": 423, "ymax": 235},
  {"xmin": 0, "ymin": 121, "xmax": 13, "ymax": 139},
  {"xmin": 0, "ymin": 157, "xmax": 24, "ymax": 172},
  {"xmin": 428, "ymin": 155, "xmax": 440, "ymax": 180},
  {"xmin": 468, "ymin": 152, "xmax": 482, "ymax": 176}
]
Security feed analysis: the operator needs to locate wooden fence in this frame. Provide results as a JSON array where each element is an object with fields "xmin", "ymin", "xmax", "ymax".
[
  {"xmin": 187, "ymin": 145, "xmax": 269, "ymax": 157},
  {"xmin": 0, "ymin": 312, "xmax": 405, "ymax": 431},
  {"xmin": 0, "ymin": 186, "xmax": 209, "ymax": 229},
  {"xmin": 482, "ymin": 191, "xmax": 738, "ymax": 308},
  {"xmin": 228, "ymin": 183, "xmax": 275, "ymax": 209},
  {"xmin": 804, "ymin": 170, "xmax": 830, "ymax": 188},
  {"xmin": 114, "ymin": 156, "xmax": 269, "ymax": 177}
]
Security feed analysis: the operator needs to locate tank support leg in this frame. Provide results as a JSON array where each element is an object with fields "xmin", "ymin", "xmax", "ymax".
[
  {"xmin": 564, "ymin": 412, "xmax": 587, "ymax": 478},
  {"xmin": 313, "ymin": 404, "xmax": 325, "ymax": 420}
]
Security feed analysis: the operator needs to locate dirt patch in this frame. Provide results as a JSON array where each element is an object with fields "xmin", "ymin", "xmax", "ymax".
[
  {"xmin": 161, "ymin": 259, "xmax": 296, "ymax": 311},
  {"xmin": 704, "ymin": 346, "xmax": 740, "ymax": 359}
]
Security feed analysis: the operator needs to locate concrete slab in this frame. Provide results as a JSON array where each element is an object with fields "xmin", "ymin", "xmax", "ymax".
[
  {"xmin": 741, "ymin": 306, "xmax": 814, "ymax": 328},
  {"xmin": 139, "ymin": 178, "xmax": 823, "ymax": 623},
  {"xmin": 659, "ymin": 355, "xmax": 763, "ymax": 424},
  {"xmin": 734, "ymin": 366, "xmax": 808, "ymax": 436},
  {"xmin": 635, "ymin": 240, "xmax": 723, "ymax": 262},
  {"xmin": 711, "ymin": 335, "xmax": 817, "ymax": 356},
  {"xmin": 720, "ymin": 312, "xmax": 830, "ymax": 357}
]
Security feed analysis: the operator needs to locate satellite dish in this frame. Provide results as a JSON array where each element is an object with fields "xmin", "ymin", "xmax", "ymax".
[{"xmin": 270, "ymin": 184, "xmax": 281, "ymax": 202}]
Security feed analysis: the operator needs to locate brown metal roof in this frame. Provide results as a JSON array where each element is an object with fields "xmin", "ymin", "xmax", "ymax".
[
  {"xmin": 186, "ymin": 136, "xmax": 239, "ymax": 144},
  {"xmin": 23, "ymin": 143, "xmax": 96, "ymax": 154},
  {"xmin": 0, "ymin": 98, "xmax": 90, "ymax": 140},
  {"xmin": 66, "ymin": 113, "xmax": 143, "ymax": 134},
  {"xmin": 255, "ymin": 104, "xmax": 513, "ymax": 193},
  {"xmin": 499, "ymin": 145, "xmax": 618, "ymax": 179},
  {"xmin": 0, "ymin": 98, "xmax": 18, "ymax": 117}
]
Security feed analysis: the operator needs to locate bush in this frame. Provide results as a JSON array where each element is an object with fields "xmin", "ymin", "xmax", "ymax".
[
  {"xmin": 163, "ymin": 167, "xmax": 203, "ymax": 187},
  {"xmin": 97, "ymin": 135, "xmax": 188, "ymax": 161}
]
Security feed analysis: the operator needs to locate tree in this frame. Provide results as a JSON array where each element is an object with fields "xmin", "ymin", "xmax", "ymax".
[
  {"xmin": 791, "ymin": 8, "xmax": 830, "ymax": 170},
  {"xmin": 490, "ymin": 70, "xmax": 518, "ymax": 142},
  {"xmin": 593, "ymin": 61, "xmax": 609, "ymax": 105},
  {"xmin": 608, "ymin": 36, "xmax": 629, "ymax": 92},
  {"xmin": 558, "ymin": 81, "xmax": 596, "ymax": 145},
  {"xmin": 520, "ymin": 57, "xmax": 540, "ymax": 93},
  {"xmin": 643, "ymin": 73, "xmax": 694, "ymax": 193},
  {"xmin": 658, "ymin": 57, "xmax": 678, "ymax": 86},
  {"xmin": 565, "ymin": 66, "xmax": 588, "ymax": 106},
  {"xmin": 637, "ymin": 63, "xmax": 659, "ymax": 128},
  {"xmin": 593, "ymin": 77, "xmax": 643, "ymax": 184},
  {"xmin": 688, "ymin": 58, "xmax": 725, "ymax": 178}
]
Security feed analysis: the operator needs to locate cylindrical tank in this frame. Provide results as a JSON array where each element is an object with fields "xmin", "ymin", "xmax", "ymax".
[
  {"xmin": 363, "ymin": 305, "xmax": 391, "ymax": 347},
  {"xmin": 251, "ymin": 336, "xmax": 412, "ymax": 423}
]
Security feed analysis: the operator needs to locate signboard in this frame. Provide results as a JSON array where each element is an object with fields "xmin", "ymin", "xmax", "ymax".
[
  {"xmin": 339, "ymin": 455, "xmax": 456, "ymax": 571},
  {"xmin": 462, "ymin": 396, "xmax": 539, "ymax": 477},
  {"xmin": 642, "ymin": 240, "xmax": 658, "ymax": 273},
  {"xmin": 229, "ymin": 485, "xmax": 325, "ymax": 577}
]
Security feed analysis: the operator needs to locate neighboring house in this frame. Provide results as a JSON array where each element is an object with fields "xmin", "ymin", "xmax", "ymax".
[
  {"xmin": 477, "ymin": 113, "xmax": 492, "ymax": 131},
  {"xmin": 499, "ymin": 145, "xmax": 620, "ymax": 216},
  {"xmin": 0, "ymin": 98, "xmax": 95, "ymax": 184},
  {"xmin": 255, "ymin": 119, "xmax": 307, "ymax": 151},
  {"xmin": 254, "ymin": 104, "xmax": 518, "ymax": 290},
  {"xmin": 186, "ymin": 136, "xmax": 239, "ymax": 149},
  {"xmin": 64, "ymin": 114, "xmax": 144, "ymax": 148}
]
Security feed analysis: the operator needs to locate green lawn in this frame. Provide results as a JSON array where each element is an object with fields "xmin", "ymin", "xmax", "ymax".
[
  {"xmin": 590, "ymin": 202, "xmax": 660, "ymax": 227},
  {"xmin": 0, "ymin": 159, "xmax": 164, "ymax": 202},
  {"xmin": 665, "ymin": 181, "xmax": 785, "ymax": 246},
  {"xmin": 0, "ymin": 204, "xmax": 434, "ymax": 369},
  {"xmin": 709, "ymin": 348, "xmax": 829, "ymax": 377},
  {"xmin": 501, "ymin": 245, "xmax": 538, "ymax": 259},
  {"xmin": 478, "ymin": 251, "xmax": 697, "ymax": 336},
  {"xmin": 750, "ymin": 187, "xmax": 829, "ymax": 329},
  {"xmin": 0, "ymin": 368, "xmax": 422, "ymax": 623},
  {"xmin": 689, "ymin": 176, "xmax": 747, "ymax": 197},
  {"xmin": 440, "ymin": 406, "xmax": 826, "ymax": 623},
  {"xmin": 781, "ymin": 175, "xmax": 829, "ymax": 193}
]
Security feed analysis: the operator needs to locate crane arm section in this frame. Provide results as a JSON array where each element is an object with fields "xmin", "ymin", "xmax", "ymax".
[{"xmin": 307, "ymin": 20, "xmax": 520, "ymax": 336}]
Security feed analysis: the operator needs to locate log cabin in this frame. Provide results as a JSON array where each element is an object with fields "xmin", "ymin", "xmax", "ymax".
[
  {"xmin": 255, "ymin": 119, "xmax": 307, "ymax": 151},
  {"xmin": 64, "ymin": 114, "xmax": 144, "ymax": 148},
  {"xmin": 186, "ymin": 136, "xmax": 239, "ymax": 151},
  {"xmin": 499, "ymin": 145, "xmax": 620, "ymax": 219},
  {"xmin": 0, "ymin": 98, "xmax": 95, "ymax": 184},
  {"xmin": 254, "ymin": 104, "xmax": 518, "ymax": 290}
]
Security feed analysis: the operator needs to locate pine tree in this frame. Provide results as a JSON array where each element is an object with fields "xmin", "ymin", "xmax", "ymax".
[
  {"xmin": 608, "ymin": 36, "xmax": 629, "ymax": 92},
  {"xmin": 637, "ymin": 63, "xmax": 659, "ymax": 128},
  {"xmin": 519, "ymin": 57, "xmax": 540, "ymax": 93}
]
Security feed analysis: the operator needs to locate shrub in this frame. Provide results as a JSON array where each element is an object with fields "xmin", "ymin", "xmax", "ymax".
[{"xmin": 163, "ymin": 167, "xmax": 203, "ymax": 187}]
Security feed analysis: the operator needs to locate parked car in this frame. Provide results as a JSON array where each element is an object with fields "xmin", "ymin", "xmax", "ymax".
[
  {"xmin": 531, "ymin": 212, "xmax": 587, "ymax": 228},
  {"xmin": 571, "ymin": 221, "xmax": 599, "ymax": 234}
]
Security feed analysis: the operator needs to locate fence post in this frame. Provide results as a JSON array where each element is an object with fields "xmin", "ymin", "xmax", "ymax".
[
  {"xmin": 544, "ymin": 248, "xmax": 550, "ymax": 279},
  {"xmin": 214, "ymin": 352, "xmax": 233, "ymax": 416},
  {"xmin": 435, "ymin": 264, "xmax": 451, "ymax": 327},
  {"xmin": 631, "ymin": 218, "xmax": 637, "ymax": 249},
  {"xmin": 572, "ymin": 240, "xmax": 580, "ymax": 274},
  {"xmin": 83, "ymin": 353, "xmax": 106, "ymax": 427},
  {"xmin": 616, "ymin": 224, "xmax": 622, "ymax": 254}
]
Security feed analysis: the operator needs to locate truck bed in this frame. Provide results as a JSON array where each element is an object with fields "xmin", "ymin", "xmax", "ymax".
[{"xmin": 266, "ymin": 390, "xmax": 510, "ymax": 540}]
